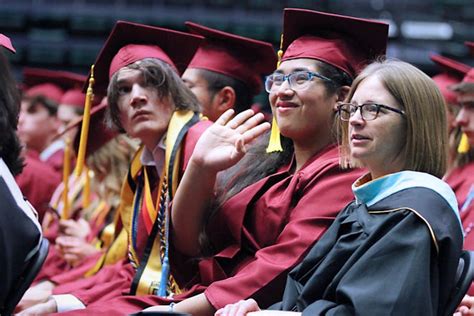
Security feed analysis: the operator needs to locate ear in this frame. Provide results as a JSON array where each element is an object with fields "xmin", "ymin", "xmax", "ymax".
[
  {"xmin": 213, "ymin": 86, "xmax": 236, "ymax": 113},
  {"xmin": 336, "ymin": 86, "xmax": 351, "ymax": 103}
]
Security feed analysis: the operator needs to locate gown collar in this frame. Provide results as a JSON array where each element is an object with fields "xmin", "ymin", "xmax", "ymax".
[{"xmin": 352, "ymin": 170, "xmax": 461, "ymax": 225}]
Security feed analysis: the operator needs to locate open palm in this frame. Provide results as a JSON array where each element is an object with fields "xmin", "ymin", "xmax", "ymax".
[{"xmin": 192, "ymin": 109, "xmax": 270, "ymax": 173}]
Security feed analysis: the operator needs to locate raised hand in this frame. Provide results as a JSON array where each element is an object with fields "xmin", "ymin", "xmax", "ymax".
[{"xmin": 191, "ymin": 109, "xmax": 270, "ymax": 174}]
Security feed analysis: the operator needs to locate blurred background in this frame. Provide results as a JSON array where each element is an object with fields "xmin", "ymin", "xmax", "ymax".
[{"xmin": 1, "ymin": 0, "xmax": 473, "ymax": 84}]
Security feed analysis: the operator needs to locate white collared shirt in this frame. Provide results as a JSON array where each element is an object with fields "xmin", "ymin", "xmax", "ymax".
[
  {"xmin": 140, "ymin": 135, "xmax": 166, "ymax": 176},
  {"xmin": 40, "ymin": 139, "xmax": 65, "ymax": 161}
]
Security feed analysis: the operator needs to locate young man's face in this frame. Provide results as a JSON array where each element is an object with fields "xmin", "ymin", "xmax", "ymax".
[
  {"xmin": 57, "ymin": 105, "xmax": 81, "ymax": 141},
  {"xmin": 182, "ymin": 68, "xmax": 220, "ymax": 121},
  {"xmin": 116, "ymin": 67, "xmax": 174, "ymax": 150},
  {"xmin": 456, "ymin": 91, "xmax": 474, "ymax": 146},
  {"xmin": 18, "ymin": 99, "xmax": 60, "ymax": 153}
]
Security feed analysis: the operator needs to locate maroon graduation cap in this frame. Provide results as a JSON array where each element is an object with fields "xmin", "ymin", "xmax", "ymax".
[
  {"xmin": 430, "ymin": 54, "xmax": 470, "ymax": 104},
  {"xmin": 89, "ymin": 20, "xmax": 204, "ymax": 95},
  {"xmin": 0, "ymin": 33, "xmax": 15, "ymax": 53},
  {"xmin": 185, "ymin": 21, "xmax": 277, "ymax": 96},
  {"xmin": 280, "ymin": 8, "xmax": 389, "ymax": 79}
]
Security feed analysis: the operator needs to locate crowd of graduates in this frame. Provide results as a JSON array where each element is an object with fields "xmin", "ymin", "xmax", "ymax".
[{"xmin": 0, "ymin": 6, "xmax": 473, "ymax": 316}]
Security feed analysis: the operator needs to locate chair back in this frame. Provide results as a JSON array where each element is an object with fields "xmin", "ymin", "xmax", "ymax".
[{"xmin": 444, "ymin": 250, "xmax": 474, "ymax": 316}]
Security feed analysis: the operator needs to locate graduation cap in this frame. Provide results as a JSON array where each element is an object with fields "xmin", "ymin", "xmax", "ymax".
[
  {"xmin": 267, "ymin": 8, "xmax": 389, "ymax": 153},
  {"xmin": 0, "ymin": 33, "xmax": 15, "ymax": 53},
  {"xmin": 23, "ymin": 68, "xmax": 87, "ymax": 104},
  {"xmin": 57, "ymin": 72, "xmax": 88, "ymax": 110},
  {"xmin": 280, "ymin": 8, "xmax": 388, "ymax": 79},
  {"xmin": 463, "ymin": 69, "xmax": 474, "ymax": 84},
  {"xmin": 60, "ymin": 89, "xmax": 86, "ymax": 110},
  {"xmin": 430, "ymin": 54, "xmax": 470, "ymax": 104},
  {"xmin": 466, "ymin": 41, "xmax": 474, "ymax": 56},
  {"xmin": 89, "ymin": 20, "xmax": 204, "ymax": 95},
  {"xmin": 185, "ymin": 21, "xmax": 277, "ymax": 96},
  {"xmin": 68, "ymin": 98, "xmax": 117, "ymax": 157}
]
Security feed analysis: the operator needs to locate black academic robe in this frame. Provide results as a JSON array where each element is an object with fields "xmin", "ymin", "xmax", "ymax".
[
  {"xmin": 272, "ymin": 179, "xmax": 463, "ymax": 315},
  {"xmin": 0, "ymin": 160, "xmax": 42, "ymax": 306}
]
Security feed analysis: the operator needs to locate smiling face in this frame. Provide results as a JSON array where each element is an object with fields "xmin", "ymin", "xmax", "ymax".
[
  {"xmin": 268, "ymin": 58, "xmax": 339, "ymax": 148},
  {"xmin": 115, "ymin": 67, "xmax": 174, "ymax": 150},
  {"xmin": 348, "ymin": 74, "xmax": 406, "ymax": 178}
]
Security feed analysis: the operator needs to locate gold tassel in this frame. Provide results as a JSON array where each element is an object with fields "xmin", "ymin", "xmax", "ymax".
[
  {"xmin": 75, "ymin": 64, "xmax": 95, "ymax": 176},
  {"xmin": 61, "ymin": 137, "xmax": 71, "ymax": 220},
  {"xmin": 266, "ymin": 34, "xmax": 284, "ymax": 153},
  {"xmin": 266, "ymin": 116, "xmax": 283, "ymax": 153},
  {"xmin": 458, "ymin": 132, "xmax": 470, "ymax": 154}
]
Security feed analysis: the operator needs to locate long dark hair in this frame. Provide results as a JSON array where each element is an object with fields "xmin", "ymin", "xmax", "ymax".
[
  {"xmin": 199, "ymin": 60, "xmax": 352, "ymax": 254},
  {"xmin": 0, "ymin": 50, "xmax": 23, "ymax": 175}
]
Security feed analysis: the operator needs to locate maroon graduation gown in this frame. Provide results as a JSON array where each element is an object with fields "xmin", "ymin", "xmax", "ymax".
[
  {"xmin": 445, "ymin": 161, "xmax": 474, "ymax": 207},
  {"xmin": 15, "ymin": 151, "xmax": 61, "ymax": 222},
  {"xmin": 62, "ymin": 144, "xmax": 364, "ymax": 315},
  {"xmin": 51, "ymin": 121, "xmax": 210, "ymax": 305}
]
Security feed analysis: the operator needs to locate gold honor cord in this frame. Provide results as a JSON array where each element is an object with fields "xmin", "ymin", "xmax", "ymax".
[
  {"xmin": 75, "ymin": 64, "xmax": 95, "ymax": 177},
  {"xmin": 83, "ymin": 167, "xmax": 91, "ymax": 209},
  {"xmin": 61, "ymin": 137, "xmax": 71, "ymax": 219}
]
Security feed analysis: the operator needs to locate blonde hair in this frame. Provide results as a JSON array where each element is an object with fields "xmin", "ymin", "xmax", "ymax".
[
  {"xmin": 339, "ymin": 59, "xmax": 447, "ymax": 178},
  {"xmin": 86, "ymin": 135, "xmax": 139, "ymax": 206}
]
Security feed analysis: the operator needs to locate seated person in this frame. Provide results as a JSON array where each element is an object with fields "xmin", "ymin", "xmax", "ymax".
[
  {"xmin": 0, "ymin": 33, "xmax": 42, "ymax": 306},
  {"xmin": 216, "ymin": 59, "xmax": 464, "ymax": 315}
]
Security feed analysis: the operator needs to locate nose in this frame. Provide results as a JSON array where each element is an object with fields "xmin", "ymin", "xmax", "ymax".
[
  {"xmin": 18, "ymin": 109, "xmax": 26, "ymax": 127},
  {"xmin": 129, "ymin": 84, "xmax": 148, "ymax": 108},
  {"xmin": 455, "ymin": 106, "xmax": 468, "ymax": 127},
  {"xmin": 274, "ymin": 80, "xmax": 294, "ymax": 99},
  {"xmin": 349, "ymin": 107, "xmax": 365, "ymax": 127}
]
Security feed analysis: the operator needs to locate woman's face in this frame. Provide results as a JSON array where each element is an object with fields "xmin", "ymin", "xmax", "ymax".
[
  {"xmin": 268, "ymin": 58, "xmax": 338, "ymax": 146},
  {"xmin": 348, "ymin": 74, "xmax": 406, "ymax": 178}
]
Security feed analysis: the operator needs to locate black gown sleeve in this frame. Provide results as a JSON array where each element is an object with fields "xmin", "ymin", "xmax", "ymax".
[
  {"xmin": 300, "ymin": 212, "xmax": 441, "ymax": 315},
  {"xmin": 0, "ymin": 177, "xmax": 41, "ymax": 305}
]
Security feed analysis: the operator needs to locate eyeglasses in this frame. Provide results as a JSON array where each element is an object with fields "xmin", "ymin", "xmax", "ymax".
[
  {"xmin": 337, "ymin": 102, "xmax": 406, "ymax": 121},
  {"xmin": 265, "ymin": 71, "xmax": 333, "ymax": 93}
]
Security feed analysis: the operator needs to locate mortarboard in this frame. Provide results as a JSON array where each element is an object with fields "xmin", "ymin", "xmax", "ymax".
[
  {"xmin": 430, "ymin": 54, "xmax": 470, "ymax": 104},
  {"xmin": 0, "ymin": 33, "xmax": 15, "ymax": 53},
  {"xmin": 280, "ymin": 8, "xmax": 389, "ymax": 79},
  {"xmin": 464, "ymin": 69, "xmax": 474, "ymax": 84},
  {"xmin": 185, "ymin": 21, "xmax": 277, "ymax": 96},
  {"xmin": 23, "ymin": 68, "xmax": 87, "ymax": 104},
  {"xmin": 89, "ymin": 20, "xmax": 204, "ymax": 95},
  {"xmin": 63, "ymin": 98, "xmax": 117, "ymax": 157},
  {"xmin": 60, "ymin": 89, "xmax": 87, "ymax": 110},
  {"xmin": 466, "ymin": 41, "xmax": 474, "ymax": 56}
]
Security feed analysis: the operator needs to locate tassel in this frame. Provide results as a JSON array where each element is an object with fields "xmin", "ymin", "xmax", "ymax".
[
  {"xmin": 75, "ymin": 65, "xmax": 95, "ymax": 176},
  {"xmin": 458, "ymin": 132, "xmax": 470, "ymax": 154},
  {"xmin": 61, "ymin": 137, "xmax": 71, "ymax": 219},
  {"xmin": 266, "ymin": 33, "xmax": 284, "ymax": 153},
  {"xmin": 158, "ymin": 256, "xmax": 170, "ymax": 297},
  {"xmin": 266, "ymin": 116, "xmax": 283, "ymax": 153}
]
